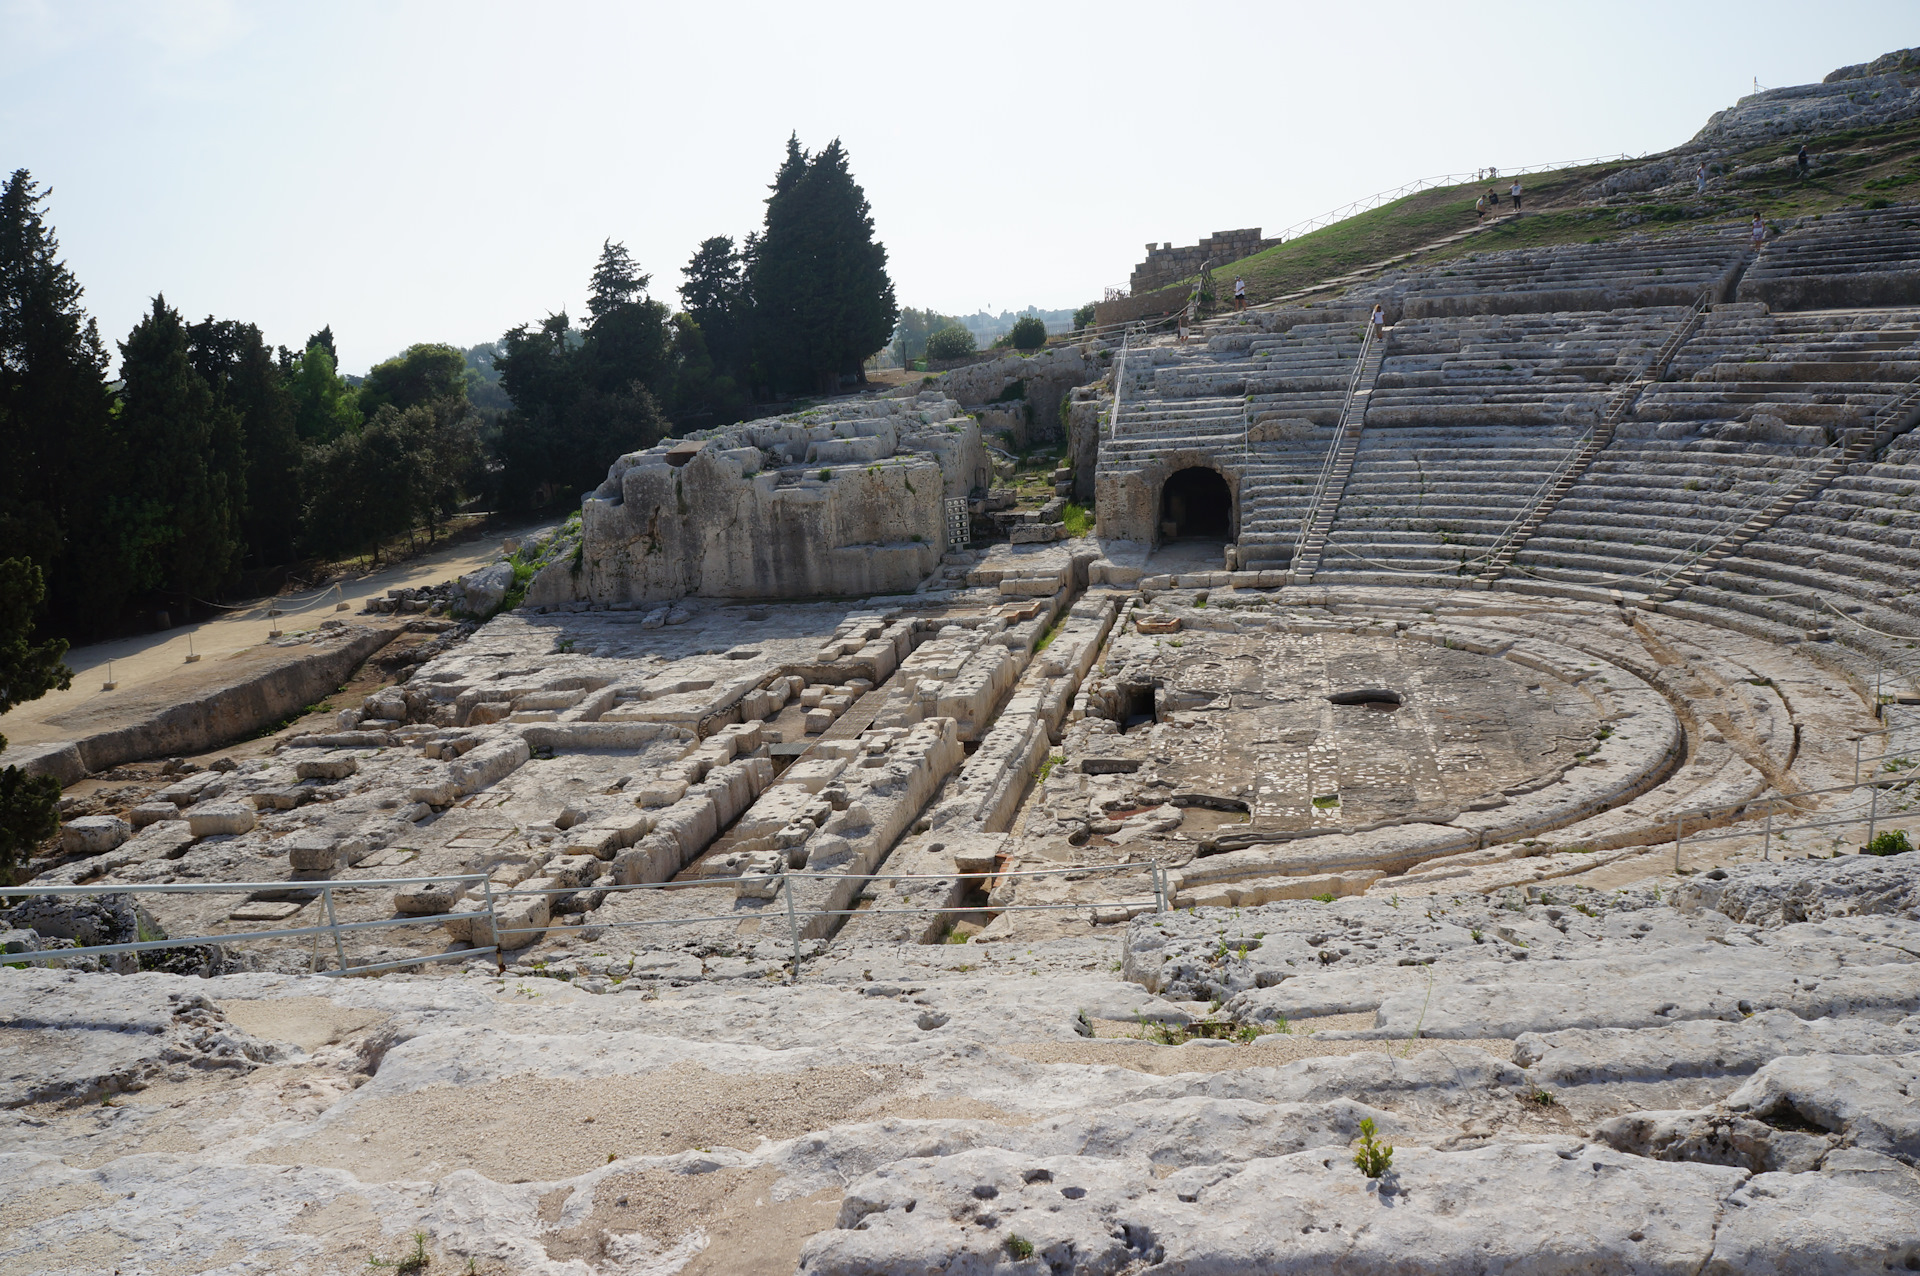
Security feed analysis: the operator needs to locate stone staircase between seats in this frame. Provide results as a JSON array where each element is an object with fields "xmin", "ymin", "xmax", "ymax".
[
  {"xmin": 1506, "ymin": 309, "xmax": 1920, "ymax": 595},
  {"xmin": 1284, "ymin": 333, "xmax": 1386, "ymax": 581},
  {"xmin": 1306, "ymin": 310, "xmax": 1677, "ymax": 586}
]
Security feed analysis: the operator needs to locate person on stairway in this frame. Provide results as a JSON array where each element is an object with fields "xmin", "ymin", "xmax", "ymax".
[
  {"xmin": 1370, "ymin": 304, "xmax": 1387, "ymax": 342},
  {"xmin": 1510, "ymin": 179, "xmax": 1522, "ymax": 211},
  {"xmin": 1750, "ymin": 213, "xmax": 1767, "ymax": 250},
  {"xmin": 1696, "ymin": 163, "xmax": 1709, "ymax": 195},
  {"xmin": 1797, "ymin": 143, "xmax": 1810, "ymax": 176},
  {"xmin": 1475, "ymin": 193, "xmax": 1488, "ymax": 221},
  {"xmin": 1233, "ymin": 278, "xmax": 1247, "ymax": 311}
]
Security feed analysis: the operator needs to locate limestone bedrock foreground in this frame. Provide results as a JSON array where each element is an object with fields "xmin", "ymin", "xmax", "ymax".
[{"xmin": 3, "ymin": 853, "xmax": 1918, "ymax": 1275}]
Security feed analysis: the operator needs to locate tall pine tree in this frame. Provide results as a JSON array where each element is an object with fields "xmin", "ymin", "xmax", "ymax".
[
  {"xmin": 749, "ymin": 136, "xmax": 897, "ymax": 395},
  {"xmin": 0, "ymin": 169, "xmax": 128, "ymax": 635},
  {"xmin": 118, "ymin": 297, "xmax": 245, "ymax": 617}
]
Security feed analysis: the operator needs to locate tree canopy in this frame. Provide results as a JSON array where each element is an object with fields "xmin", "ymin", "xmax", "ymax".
[{"xmin": 748, "ymin": 136, "xmax": 897, "ymax": 395}]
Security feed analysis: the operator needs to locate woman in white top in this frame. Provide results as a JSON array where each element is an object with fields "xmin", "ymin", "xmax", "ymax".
[
  {"xmin": 1370, "ymin": 304, "xmax": 1386, "ymax": 341},
  {"xmin": 1509, "ymin": 180, "xmax": 1522, "ymax": 211}
]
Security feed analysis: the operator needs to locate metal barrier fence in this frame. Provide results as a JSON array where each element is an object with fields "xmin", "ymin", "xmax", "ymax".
[{"xmin": 1, "ymin": 862, "xmax": 1172, "ymax": 983}]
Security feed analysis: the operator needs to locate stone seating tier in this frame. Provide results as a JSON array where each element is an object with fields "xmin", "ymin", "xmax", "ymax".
[{"xmin": 1737, "ymin": 204, "xmax": 1920, "ymax": 310}]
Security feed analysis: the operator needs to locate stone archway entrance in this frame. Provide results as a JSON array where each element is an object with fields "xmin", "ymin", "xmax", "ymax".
[{"xmin": 1160, "ymin": 466, "xmax": 1232, "ymax": 539}]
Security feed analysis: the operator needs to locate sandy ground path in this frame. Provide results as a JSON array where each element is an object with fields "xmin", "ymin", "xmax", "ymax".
[{"xmin": 1, "ymin": 519, "xmax": 551, "ymax": 750}]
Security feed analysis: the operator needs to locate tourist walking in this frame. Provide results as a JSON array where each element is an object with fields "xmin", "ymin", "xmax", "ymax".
[
  {"xmin": 1797, "ymin": 143, "xmax": 1810, "ymax": 175},
  {"xmin": 1487, "ymin": 186, "xmax": 1499, "ymax": 209},
  {"xmin": 1475, "ymin": 193, "xmax": 1488, "ymax": 221},
  {"xmin": 1510, "ymin": 179, "xmax": 1523, "ymax": 211},
  {"xmin": 1750, "ymin": 213, "xmax": 1767, "ymax": 250},
  {"xmin": 1370, "ymin": 303, "xmax": 1386, "ymax": 342},
  {"xmin": 1696, "ymin": 163, "xmax": 1708, "ymax": 194},
  {"xmin": 1233, "ymin": 277, "xmax": 1247, "ymax": 311}
]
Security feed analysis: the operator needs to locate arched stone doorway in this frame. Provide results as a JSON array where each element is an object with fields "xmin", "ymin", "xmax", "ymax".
[{"xmin": 1160, "ymin": 466, "xmax": 1232, "ymax": 540}]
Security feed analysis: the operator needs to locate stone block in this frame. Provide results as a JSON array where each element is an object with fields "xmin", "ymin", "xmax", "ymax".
[
  {"xmin": 393, "ymin": 880, "xmax": 465, "ymax": 916},
  {"xmin": 187, "ymin": 803, "xmax": 256, "ymax": 838},
  {"xmin": 804, "ymin": 707, "xmax": 836, "ymax": 733},
  {"xmin": 1009, "ymin": 522, "xmax": 1066, "ymax": 544},
  {"xmin": 1000, "ymin": 576, "xmax": 1063, "ymax": 597},
  {"xmin": 61, "ymin": 815, "xmax": 130, "ymax": 856},
  {"xmin": 284, "ymin": 832, "xmax": 341, "ymax": 872},
  {"xmin": 545, "ymin": 854, "xmax": 601, "ymax": 889},
  {"xmin": 295, "ymin": 757, "xmax": 359, "ymax": 781},
  {"xmin": 128, "ymin": 802, "xmax": 182, "ymax": 829}
]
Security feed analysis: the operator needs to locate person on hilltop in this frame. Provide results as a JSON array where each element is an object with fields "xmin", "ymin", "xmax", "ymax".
[
  {"xmin": 1488, "ymin": 186, "xmax": 1500, "ymax": 210},
  {"xmin": 1233, "ymin": 277, "xmax": 1247, "ymax": 311},
  {"xmin": 1510, "ymin": 178, "xmax": 1523, "ymax": 211},
  {"xmin": 1696, "ymin": 162, "xmax": 1709, "ymax": 195},
  {"xmin": 1475, "ymin": 192, "xmax": 1488, "ymax": 221}
]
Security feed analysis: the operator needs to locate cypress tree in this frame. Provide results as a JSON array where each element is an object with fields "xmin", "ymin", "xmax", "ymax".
[
  {"xmin": 0, "ymin": 169, "xmax": 125, "ymax": 635},
  {"xmin": 118, "ymin": 297, "xmax": 245, "ymax": 617},
  {"xmin": 749, "ymin": 136, "xmax": 897, "ymax": 395}
]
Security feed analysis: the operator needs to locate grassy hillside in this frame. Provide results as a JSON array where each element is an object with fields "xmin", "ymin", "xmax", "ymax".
[{"xmin": 1197, "ymin": 118, "xmax": 1920, "ymax": 307}]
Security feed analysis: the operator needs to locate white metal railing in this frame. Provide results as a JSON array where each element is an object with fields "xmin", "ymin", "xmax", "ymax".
[
  {"xmin": 1263, "ymin": 154, "xmax": 1643, "ymax": 247},
  {"xmin": 1104, "ymin": 329, "xmax": 1133, "ymax": 440},
  {"xmin": 0, "ymin": 861, "xmax": 1175, "ymax": 983},
  {"xmin": 1289, "ymin": 325, "xmax": 1377, "ymax": 575}
]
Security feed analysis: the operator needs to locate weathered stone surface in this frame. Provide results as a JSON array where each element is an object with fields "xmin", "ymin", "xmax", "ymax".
[{"xmin": 60, "ymin": 815, "xmax": 130, "ymax": 856}]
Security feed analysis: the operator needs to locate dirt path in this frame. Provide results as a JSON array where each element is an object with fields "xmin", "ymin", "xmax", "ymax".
[{"xmin": 1, "ymin": 520, "xmax": 551, "ymax": 750}]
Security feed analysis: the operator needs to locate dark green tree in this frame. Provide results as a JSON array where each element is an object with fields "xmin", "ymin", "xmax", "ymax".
[
  {"xmin": 286, "ymin": 339, "xmax": 361, "ymax": 443},
  {"xmin": 0, "ymin": 169, "xmax": 128, "ymax": 635},
  {"xmin": 0, "ymin": 557, "xmax": 71, "ymax": 881},
  {"xmin": 890, "ymin": 308, "xmax": 966, "ymax": 364},
  {"xmin": 926, "ymin": 324, "xmax": 976, "ymax": 360},
  {"xmin": 118, "ymin": 296, "xmax": 246, "ymax": 616},
  {"xmin": 357, "ymin": 342, "xmax": 469, "ymax": 417},
  {"xmin": 581, "ymin": 240, "xmax": 671, "ymax": 400},
  {"xmin": 748, "ymin": 136, "xmax": 898, "ymax": 395},
  {"xmin": 189, "ymin": 318, "xmax": 302, "ymax": 567},
  {"xmin": 494, "ymin": 245, "xmax": 674, "ymax": 512},
  {"xmin": 680, "ymin": 235, "xmax": 751, "ymax": 378},
  {"xmin": 1010, "ymin": 315, "xmax": 1048, "ymax": 352}
]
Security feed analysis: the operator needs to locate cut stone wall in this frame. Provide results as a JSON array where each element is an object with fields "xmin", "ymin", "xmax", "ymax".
[
  {"xmin": 563, "ymin": 394, "xmax": 985, "ymax": 605},
  {"xmin": 1130, "ymin": 228, "xmax": 1278, "ymax": 294}
]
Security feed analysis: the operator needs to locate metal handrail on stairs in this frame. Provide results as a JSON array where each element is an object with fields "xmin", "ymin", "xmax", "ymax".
[
  {"xmin": 1474, "ymin": 289, "xmax": 1716, "ymax": 583},
  {"xmin": 1287, "ymin": 325, "xmax": 1379, "ymax": 579},
  {"xmin": 1650, "ymin": 370, "xmax": 1920, "ymax": 602}
]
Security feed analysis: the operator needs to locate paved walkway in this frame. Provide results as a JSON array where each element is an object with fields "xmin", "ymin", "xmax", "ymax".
[{"xmin": 1, "ymin": 521, "xmax": 550, "ymax": 749}]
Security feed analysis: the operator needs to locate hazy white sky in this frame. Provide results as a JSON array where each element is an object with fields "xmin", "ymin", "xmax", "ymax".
[{"xmin": 4, "ymin": 1, "xmax": 1914, "ymax": 374}]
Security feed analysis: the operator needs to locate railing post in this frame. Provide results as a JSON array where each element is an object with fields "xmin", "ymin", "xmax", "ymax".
[
  {"xmin": 323, "ymin": 884, "xmax": 348, "ymax": 974},
  {"xmin": 1153, "ymin": 863, "xmax": 1168, "ymax": 913},
  {"xmin": 1855, "ymin": 737, "xmax": 1862, "ymax": 785},
  {"xmin": 1673, "ymin": 815, "xmax": 1683, "ymax": 874},
  {"xmin": 783, "ymin": 869, "xmax": 802, "ymax": 985},
  {"xmin": 481, "ymin": 876, "xmax": 499, "ymax": 958},
  {"xmin": 1866, "ymin": 784, "xmax": 1878, "ymax": 851},
  {"xmin": 1762, "ymin": 804, "xmax": 1772, "ymax": 862}
]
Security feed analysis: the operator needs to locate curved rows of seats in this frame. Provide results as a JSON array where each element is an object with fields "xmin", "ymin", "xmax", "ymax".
[
  {"xmin": 1361, "ymin": 224, "xmax": 1749, "ymax": 318},
  {"xmin": 1506, "ymin": 309, "xmax": 1920, "ymax": 596},
  {"xmin": 1308, "ymin": 311, "xmax": 1681, "ymax": 584},
  {"xmin": 1737, "ymin": 203, "xmax": 1920, "ymax": 311},
  {"xmin": 1662, "ymin": 427, "xmax": 1920, "ymax": 660}
]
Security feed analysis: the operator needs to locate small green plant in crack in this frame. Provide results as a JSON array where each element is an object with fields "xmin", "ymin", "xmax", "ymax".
[
  {"xmin": 1311, "ymin": 794, "xmax": 1340, "ymax": 809},
  {"xmin": 1522, "ymin": 1088, "xmax": 1559, "ymax": 1108},
  {"xmin": 1309, "ymin": 892, "xmax": 1336, "ymax": 903},
  {"xmin": 1352, "ymin": 1118, "xmax": 1394, "ymax": 1178},
  {"xmin": 1866, "ymin": 829, "xmax": 1914, "ymax": 856},
  {"xmin": 1005, "ymin": 1234, "xmax": 1035, "ymax": 1260},
  {"xmin": 367, "ymin": 1232, "xmax": 430, "ymax": 1273}
]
